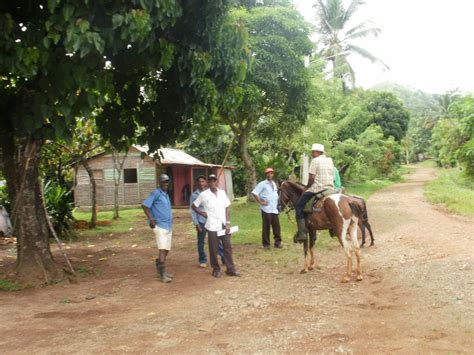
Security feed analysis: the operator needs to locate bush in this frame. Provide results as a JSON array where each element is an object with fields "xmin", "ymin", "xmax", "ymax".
[{"xmin": 44, "ymin": 180, "xmax": 75, "ymax": 238}]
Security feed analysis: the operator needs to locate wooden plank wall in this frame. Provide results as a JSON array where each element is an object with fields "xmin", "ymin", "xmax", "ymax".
[{"xmin": 74, "ymin": 152, "xmax": 162, "ymax": 207}]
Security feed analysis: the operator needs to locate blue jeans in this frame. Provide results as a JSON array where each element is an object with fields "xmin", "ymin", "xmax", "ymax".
[
  {"xmin": 197, "ymin": 223, "xmax": 225, "ymax": 264},
  {"xmin": 295, "ymin": 191, "xmax": 316, "ymax": 220}
]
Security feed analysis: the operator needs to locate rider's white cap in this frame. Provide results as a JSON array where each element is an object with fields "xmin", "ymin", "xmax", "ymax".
[{"xmin": 311, "ymin": 143, "xmax": 325, "ymax": 152}]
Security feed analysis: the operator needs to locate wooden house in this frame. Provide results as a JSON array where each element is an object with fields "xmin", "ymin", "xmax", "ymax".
[{"xmin": 74, "ymin": 145, "xmax": 234, "ymax": 208}]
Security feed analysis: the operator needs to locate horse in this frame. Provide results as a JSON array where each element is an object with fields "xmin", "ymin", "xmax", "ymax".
[{"xmin": 278, "ymin": 181, "xmax": 364, "ymax": 282}]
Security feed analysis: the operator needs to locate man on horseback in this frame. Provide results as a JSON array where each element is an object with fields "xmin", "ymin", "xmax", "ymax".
[{"xmin": 294, "ymin": 143, "xmax": 335, "ymax": 242}]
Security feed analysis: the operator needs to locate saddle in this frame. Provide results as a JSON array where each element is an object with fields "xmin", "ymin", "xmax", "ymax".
[{"xmin": 303, "ymin": 188, "xmax": 340, "ymax": 214}]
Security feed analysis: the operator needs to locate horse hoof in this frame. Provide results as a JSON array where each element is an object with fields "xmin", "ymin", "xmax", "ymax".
[
  {"xmin": 360, "ymin": 243, "xmax": 365, "ymax": 248},
  {"xmin": 300, "ymin": 269, "xmax": 308, "ymax": 274},
  {"xmin": 370, "ymin": 243, "xmax": 375, "ymax": 247},
  {"xmin": 308, "ymin": 266, "xmax": 314, "ymax": 271},
  {"xmin": 341, "ymin": 276, "xmax": 350, "ymax": 283},
  {"xmin": 356, "ymin": 275, "xmax": 363, "ymax": 282}
]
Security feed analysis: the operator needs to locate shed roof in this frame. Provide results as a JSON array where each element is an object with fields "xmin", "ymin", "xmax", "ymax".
[{"xmin": 133, "ymin": 145, "xmax": 233, "ymax": 168}]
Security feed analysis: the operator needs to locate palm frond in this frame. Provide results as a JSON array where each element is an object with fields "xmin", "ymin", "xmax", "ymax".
[
  {"xmin": 346, "ymin": 44, "xmax": 390, "ymax": 70},
  {"xmin": 342, "ymin": 0, "xmax": 366, "ymax": 24},
  {"xmin": 343, "ymin": 26, "xmax": 381, "ymax": 41}
]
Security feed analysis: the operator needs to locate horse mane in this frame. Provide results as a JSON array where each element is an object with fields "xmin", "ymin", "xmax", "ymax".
[{"xmin": 280, "ymin": 180, "xmax": 304, "ymax": 204}]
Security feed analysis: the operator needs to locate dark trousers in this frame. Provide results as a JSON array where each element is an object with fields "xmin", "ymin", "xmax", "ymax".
[
  {"xmin": 295, "ymin": 191, "xmax": 316, "ymax": 220},
  {"xmin": 208, "ymin": 229, "xmax": 235, "ymax": 273},
  {"xmin": 197, "ymin": 223, "xmax": 225, "ymax": 264},
  {"xmin": 261, "ymin": 211, "xmax": 281, "ymax": 247}
]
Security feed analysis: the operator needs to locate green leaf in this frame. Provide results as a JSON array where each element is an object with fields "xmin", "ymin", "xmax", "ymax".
[{"xmin": 62, "ymin": 4, "xmax": 75, "ymax": 22}]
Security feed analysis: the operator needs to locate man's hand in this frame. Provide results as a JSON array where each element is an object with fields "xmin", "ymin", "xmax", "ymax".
[
  {"xmin": 260, "ymin": 200, "xmax": 268, "ymax": 206},
  {"xmin": 195, "ymin": 224, "xmax": 202, "ymax": 232},
  {"xmin": 149, "ymin": 221, "xmax": 156, "ymax": 229},
  {"xmin": 225, "ymin": 222, "xmax": 231, "ymax": 235}
]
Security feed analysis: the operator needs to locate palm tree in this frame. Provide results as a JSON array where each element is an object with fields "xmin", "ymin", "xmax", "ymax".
[{"xmin": 314, "ymin": 0, "xmax": 388, "ymax": 89}]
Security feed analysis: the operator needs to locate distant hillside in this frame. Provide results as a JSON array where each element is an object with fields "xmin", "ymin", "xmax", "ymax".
[{"xmin": 370, "ymin": 81, "xmax": 439, "ymax": 116}]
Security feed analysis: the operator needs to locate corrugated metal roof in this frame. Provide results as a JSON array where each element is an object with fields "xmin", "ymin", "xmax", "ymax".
[{"xmin": 133, "ymin": 145, "xmax": 232, "ymax": 168}]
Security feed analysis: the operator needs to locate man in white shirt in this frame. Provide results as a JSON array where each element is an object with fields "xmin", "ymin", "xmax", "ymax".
[
  {"xmin": 251, "ymin": 167, "xmax": 282, "ymax": 249},
  {"xmin": 192, "ymin": 174, "xmax": 240, "ymax": 278},
  {"xmin": 294, "ymin": 143, "xmax": 335, "ymax": 242}
]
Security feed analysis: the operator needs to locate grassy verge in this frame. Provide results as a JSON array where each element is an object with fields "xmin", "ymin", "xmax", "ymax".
[
  {"xmin": 73, "ymin": 208, "xmax": 145, "ymax": 238},
  {"xmin": 424, "ymin": 168, "xmax": 474, "ymax": 217}
]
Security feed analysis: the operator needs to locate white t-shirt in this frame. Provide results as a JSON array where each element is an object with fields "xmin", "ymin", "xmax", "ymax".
[{"xmin": 193, "ymin": 188, "xmax": 231, "ymax": 232}]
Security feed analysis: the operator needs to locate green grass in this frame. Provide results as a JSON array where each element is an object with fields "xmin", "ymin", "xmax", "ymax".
[
  {"xmin": 424, "ymin": 168, "xmax": 474, "ymax": 216},
  {"xmin": 73, "ymin": 208, "xmax": 145, "ymax": 238},
  {"xmin": 0, "ymin": 279, "xmax": 21, "ymax": 291}
]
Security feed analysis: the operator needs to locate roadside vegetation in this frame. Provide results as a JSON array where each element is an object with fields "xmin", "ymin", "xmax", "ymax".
[{"xmin": 423, "ymin": 164, "xmax": 474, "ymax": 217}]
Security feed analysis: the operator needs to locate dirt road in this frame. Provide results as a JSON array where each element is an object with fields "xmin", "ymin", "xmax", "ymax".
[{"xmin": 0, "ymin": 166, "xmax": 472, "ymax": 353}]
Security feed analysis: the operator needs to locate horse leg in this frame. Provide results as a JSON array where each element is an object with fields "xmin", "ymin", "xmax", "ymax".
[
  {"xmin": 360, "ymin": 223, "xmax": 366, "ymax": 248},
  {"xmin": 350, "ymin": 220, "xmax": 363, "ymax": 281},
  {"xmin": 308, "ymin": 230, "xmax": 316, "ymax": 270},
  {"xmin": 340, "ymin": 218, "xmax": 352, "ymax": 283},
  {"xmin": 366, "ymin": 223, "xmax": 375, "ymax": 246},
  {"xmin": 301, "ymin": 237, "xmax": 309, "ymax": 274}
]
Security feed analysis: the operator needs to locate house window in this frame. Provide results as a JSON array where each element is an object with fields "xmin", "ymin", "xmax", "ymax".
[{"xmin": 124, "ymin": 168, "xmax": 138, "ymax": 183}]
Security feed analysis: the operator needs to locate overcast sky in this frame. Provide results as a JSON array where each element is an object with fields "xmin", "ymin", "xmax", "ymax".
[{"xmin": 294, "ymin": 0, "xmax": 474, "ymax": 94}]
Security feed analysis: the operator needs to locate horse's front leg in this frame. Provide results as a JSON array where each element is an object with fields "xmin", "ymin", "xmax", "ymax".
[
  {"xmin": 308, "ymin": 229, "xmax": 316, "ymax": 270},
  {"xmin": 301, "ymin": 237, "xmax": 309, "ymax": 274}
]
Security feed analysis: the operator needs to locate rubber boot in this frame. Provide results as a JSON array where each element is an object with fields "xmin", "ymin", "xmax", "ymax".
[
  {"xmin": 155, "ymin": 258, "xmax": 173, "ymax": 279},
  {"xmin": 156, "ymin": 261, "xmax": 172, "ymax": 283},
  {"xmin": 295, "ymin": 219, "xmax": 307, "ymax": 243}
]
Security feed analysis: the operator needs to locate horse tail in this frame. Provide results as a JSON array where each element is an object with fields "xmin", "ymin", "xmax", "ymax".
[{"xmin": 348, "ymin": 198, "xmax": 365, "ymax": 220}]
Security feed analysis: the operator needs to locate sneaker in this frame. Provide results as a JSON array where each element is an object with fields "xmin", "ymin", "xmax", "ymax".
[
  {"xmin": 212, "ymin": 270, "xmax": 222, "ymax": 278},
  {"xmin": 199, "ymin": 263, "xmax": 207, "ymax": 268}
]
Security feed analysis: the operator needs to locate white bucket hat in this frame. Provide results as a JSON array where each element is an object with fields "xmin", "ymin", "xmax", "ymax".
[{"xmin": 311, "ymin": 143, "xmax": 325, "ymax": 152}]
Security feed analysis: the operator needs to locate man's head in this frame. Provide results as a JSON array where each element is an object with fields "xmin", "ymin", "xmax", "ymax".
[
  {"xmin": 311, "ymin": 143, "xmax": 325, "ymax": 158},
  {"xmin": 208, "ymin": 174, "xmax": 218, "ymax": 189},
  {"xmin": 196, "ymin": 175, "xmax": 207, "ymax": 191},
  {"xmin": 264, "ymin": 167, "xmax": 274, "ymax": 180},
  {"xmin": 159, "ymin": 174, "xmax": 170, "ymax": 190}
]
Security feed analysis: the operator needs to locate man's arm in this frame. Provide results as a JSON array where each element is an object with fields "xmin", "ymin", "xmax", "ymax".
[
  {"xmin": 251, "ymin": 192, "xmax": 268, "ymax": 206},
  {"xmin": 305, "ymin": 174, "xmax": 315, "ymax": 190},
  {"xmin": 192, "ymin": 202, "xmax": 208, "ymax": 219},
  {"xmin": 142, "ymin": 205, "xmax": 155, "ymax": 229}
]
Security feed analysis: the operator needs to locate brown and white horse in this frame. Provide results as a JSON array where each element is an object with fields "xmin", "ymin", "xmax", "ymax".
[{"xmin": 278, "ymin": 180, "xmax": 364, "ymax": 282}]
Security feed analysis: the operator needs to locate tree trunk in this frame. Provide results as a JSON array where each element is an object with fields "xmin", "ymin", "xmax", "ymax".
[
  {"xmin": 81, "ymin": 159, "xmax": 97, "ymax": 228},
  {"xmin": 3, "ymin": 136, "xmax": 63, "ymax": 286},
  {"xmin": 237, "ymin": 131, "xmax": 257, "ymax": 197},
  {"xmin": 112, "ymin": 149, "xmax": 128, "ymax": 220}
]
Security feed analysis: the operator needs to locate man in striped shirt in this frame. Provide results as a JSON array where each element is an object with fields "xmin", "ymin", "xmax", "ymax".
[{"xmin": 294, "ymin": 143, "xmax": 335, "ymax": 242}]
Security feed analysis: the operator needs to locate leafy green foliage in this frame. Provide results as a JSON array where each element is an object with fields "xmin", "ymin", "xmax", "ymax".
[
  {"xmin": 44, "ymin": 180, "xmax": 75, "ymax": 238},
  {"xmin": 431, "ymin": 95, "xmax": 474, "ymax": 176},
  {"xmin": 365, "ymin": 91, "xmax": 410, "ymax": 142},
  {"xmin": 0, "ymin": 279, "xmax": 21, "ymax": 292}
]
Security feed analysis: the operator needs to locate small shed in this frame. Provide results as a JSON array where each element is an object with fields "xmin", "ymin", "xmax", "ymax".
[{"xmin": 74, "ymin": 145, "xmax": 234, "ymax": 208}]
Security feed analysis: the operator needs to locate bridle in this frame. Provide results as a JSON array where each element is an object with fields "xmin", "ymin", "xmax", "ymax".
[{"xmin": 278, "ymin": 181, "xmax": 296, "ymax": 222}]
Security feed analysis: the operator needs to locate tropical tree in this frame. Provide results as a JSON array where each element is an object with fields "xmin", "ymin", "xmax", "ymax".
[
  {"xmin": 313, "ymin": 0, "xmax": 387, "ymax": 88},
  {"xmin": 223, "ymin": 4, "xmax": 312, "ymax": 192},
  {"xmin": 0, "ymin": 1, "xmax": 248, "ymax": 286}
]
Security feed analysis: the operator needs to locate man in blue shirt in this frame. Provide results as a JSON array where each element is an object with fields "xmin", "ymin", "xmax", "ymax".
[
  {"xmin": 190, "ymin": 175, "xmax": 225, "ymax": 268},
  {"xmin": 251, "ymin": 167, "xmax": 282, "ymax": 249},
  {"xmin": 142, "ymin": 174, "xmax": 173, "ymax": 283}
]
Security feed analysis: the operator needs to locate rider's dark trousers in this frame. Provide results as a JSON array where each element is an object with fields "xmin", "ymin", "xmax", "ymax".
[
  {"xmin": 295, "ymin": 191, "xmax": 316, "ymax": 220},
  {"xmin": 261, "ymin": 211, "xmax": 281, "ymax": 247}
]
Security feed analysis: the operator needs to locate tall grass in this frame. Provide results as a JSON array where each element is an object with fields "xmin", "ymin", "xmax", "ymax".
[{"xmin": 424, "ymin": 168, "xmax": 474, "ymax": 217}]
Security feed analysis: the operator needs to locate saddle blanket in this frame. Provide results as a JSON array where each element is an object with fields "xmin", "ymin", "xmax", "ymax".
[{"xmin": 303, "ymin": 188, "xmax": 340, "ymax": 214}]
